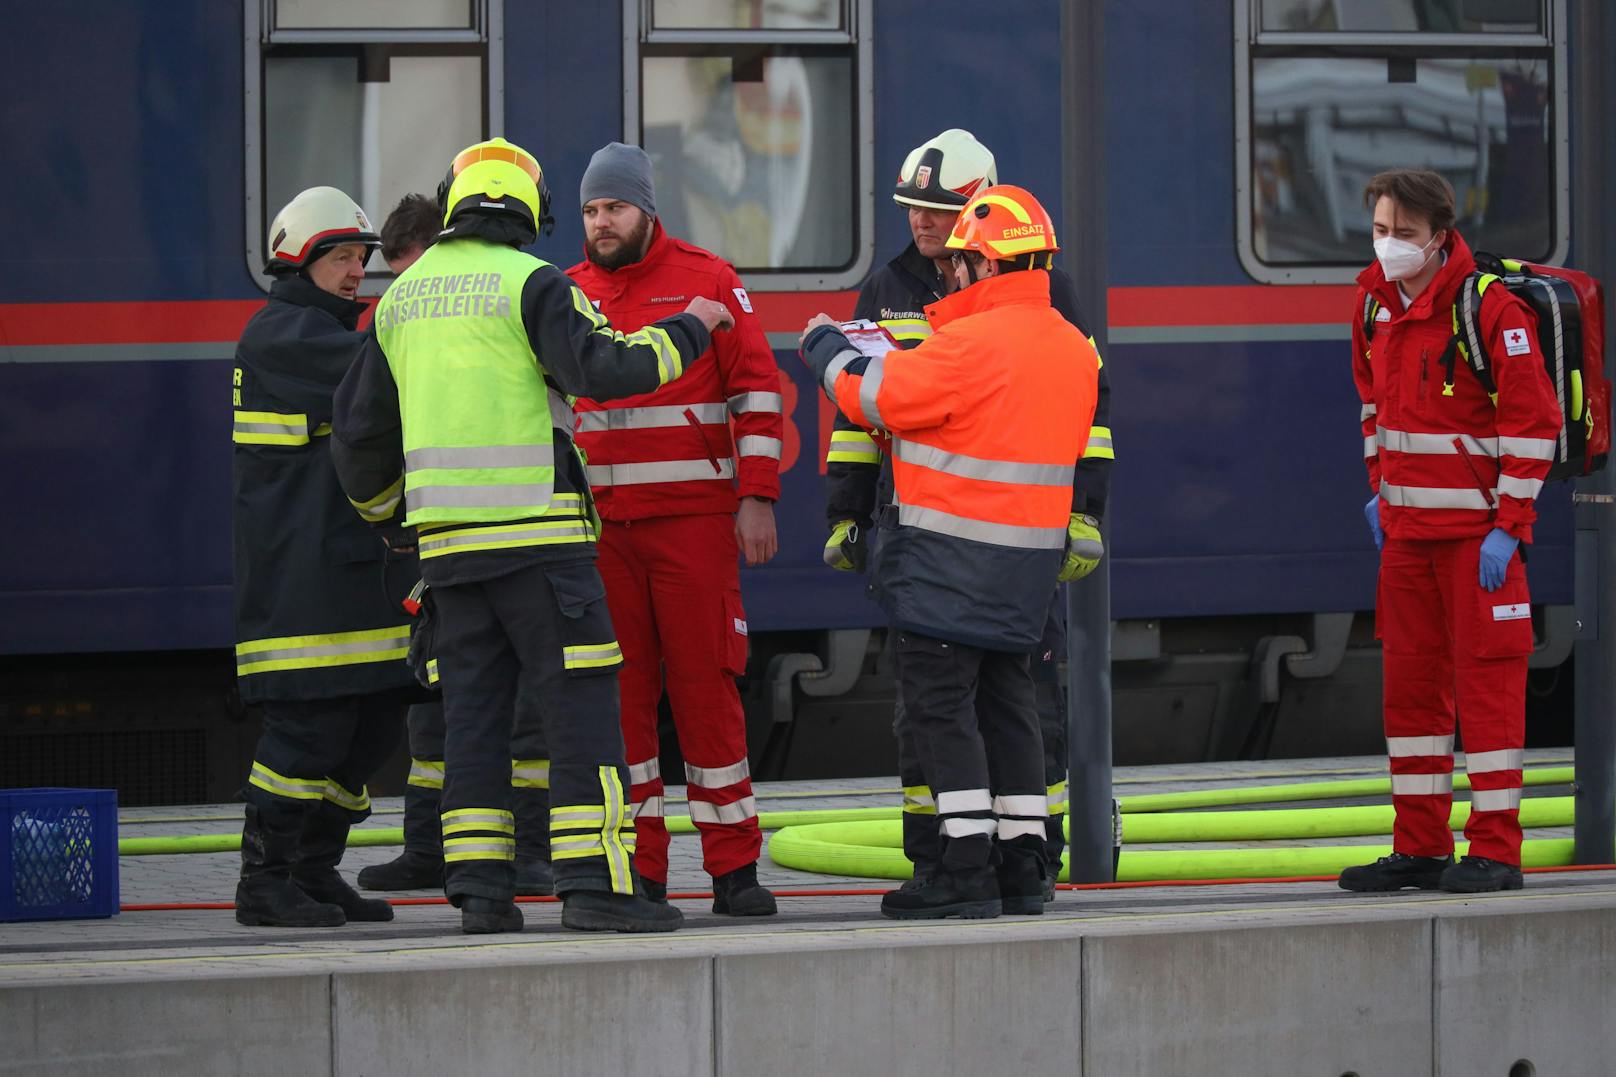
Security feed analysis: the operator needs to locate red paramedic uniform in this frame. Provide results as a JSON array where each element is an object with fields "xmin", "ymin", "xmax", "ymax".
[
  {"xmin": 567, "ymin": 221, "xmax": 782, "ymax": 883},
  {"xmin": 1353, "ymin": 230, "xmax": 1562, "ymax": 866}
]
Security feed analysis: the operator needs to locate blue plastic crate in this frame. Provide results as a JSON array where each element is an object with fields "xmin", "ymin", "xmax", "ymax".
[{"xmin": 1, "ymin": 788, "xmax": 120, "ymax": 922}]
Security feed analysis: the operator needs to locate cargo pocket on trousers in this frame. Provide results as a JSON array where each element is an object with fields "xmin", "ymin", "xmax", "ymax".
[
  {"xmin": 544, "ymin": 563, "xmax": 624, "ymax": 677},
  {"xmin": 1469, "ymin": 560, "xmax": 1535, "ymax": 660},
  {"xmin": 721, "ymin": 588, "xmax": 749, "ymax": 677}
]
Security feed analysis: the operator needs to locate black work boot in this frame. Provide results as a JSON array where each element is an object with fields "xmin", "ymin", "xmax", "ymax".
[
  {"xmin": 1439, "ymin": 855, "xmax": 1524, "ymax": 893},
  {"xmin": 1042, "ymin": 817, "xmax": 1065, "ymax": 903},
  {"xmin": 236, "ymin": 804, "xmax": 346, "ymax": 927},
  {"xmin": 997, "ymin": 836, "xmax": 1047, "ymax": 916},
  {"xmin": 293, "ymin": 802, "xmax": 394, "ymax": 922},
  {"xmin": 712, "ymin": 862, "xmax": 778, "ymax": 916},
  {"xmin": 880, "ymin": 866, "xmax": 1002, "ymax": 920},
  {"xmin": 512, "ymin": 786, "xmax": 554, "ymax": 896},
  {"xmin": 1338, "ymin": 852, "xmax": 1454, "ymax": 892},
  {"xmin": 562, "ymin": 889, "xmax": 684, "ymax": 933},
  {"xmin": 461, "ymin": 895, "xmax": 524, "ymax": 934},
  {"xmin": 639, "ymin": 877, "xmax": 669, "ymax": 904},
  {"xmin": 358, "ymin": 789, "xmax": 444, "ymax": 891}
]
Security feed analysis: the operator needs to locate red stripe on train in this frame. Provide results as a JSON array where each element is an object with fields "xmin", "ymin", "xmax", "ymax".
[{"xmin": 0, "ymin": 285, "xmax": 1357, "ymax": 346}]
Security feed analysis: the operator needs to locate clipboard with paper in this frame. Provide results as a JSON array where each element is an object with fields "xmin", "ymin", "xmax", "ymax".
[{"xmin": 837, "ymin": 319, "xmax": 901, "ymax": 360}]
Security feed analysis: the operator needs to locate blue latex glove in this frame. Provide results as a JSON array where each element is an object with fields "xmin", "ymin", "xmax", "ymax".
[
  {"xmin": 1364, "ymin": 495, "xmax": 1383, "ymax": 551},
  {"xmin": 1479, "ymin": 528, "xmax": 1519, "ymax": 592}
]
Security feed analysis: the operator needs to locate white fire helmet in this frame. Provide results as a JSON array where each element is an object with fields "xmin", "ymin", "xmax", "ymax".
[
  {"xmin": 265, "ymin": 186, "xmax": 380, "ymax": 274},
  {"xmin": 893, "ymin": 129, "xmax": 998, "ymax": 212}
]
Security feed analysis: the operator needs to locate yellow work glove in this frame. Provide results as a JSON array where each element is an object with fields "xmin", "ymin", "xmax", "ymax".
[
  {"xmin": 823, "ymin": 519, "xmax": 867, "ymax": 573},
  {"xmin": 1059, "ymin": 513, "xmax": 1103, "ymax": 582}
]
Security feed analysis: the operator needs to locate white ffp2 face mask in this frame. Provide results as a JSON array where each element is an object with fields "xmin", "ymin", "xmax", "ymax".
[{"xmin": 1374, "ymin": 234, "xmax": 1440, "ymax": 281}]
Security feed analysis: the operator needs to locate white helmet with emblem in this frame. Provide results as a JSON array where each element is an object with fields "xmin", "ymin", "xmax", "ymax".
[
  {"xmin": 264, "ymin": 186, "xmax": 380, "ymax": 274},
  {"xmin": 893, "ymin": 129, "xmax": 998, "ymax": 212}
]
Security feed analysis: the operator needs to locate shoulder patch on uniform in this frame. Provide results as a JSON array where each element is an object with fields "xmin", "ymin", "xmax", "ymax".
[
  {"xmin": 1374, "ymin": 306, "xmax": 1392, "ymax": 322},
  {"xmin": 1502, "ymin": 327, "xmax": 1532, "ymax": 356},
  {"xmin": 733, "ymin": 617, "xmax": 749, "ymax": 636},
  {"xmin": 732, "ymin": 287, "xmax": 753, "ymax": 314}
]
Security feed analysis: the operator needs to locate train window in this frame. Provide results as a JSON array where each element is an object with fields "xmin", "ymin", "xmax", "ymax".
[
  {"xmin": 623, "ymin": 0, "xmax": 875, "ymax": 290},
  {"xmin": 273, "ymin": 0, "xmax": 477, "ymax": 31},
  {"xmin": 244, "ymin": 1, "xmax": 501, "ymax": 294},
  {"xmin": 1260, "ymin": 0, "xmax": 1542, "ymax": 35},
  {"xmin": 1235, "ymin": 0, "xmax": 1566, "ymax": 285},
  {"xmin": 650, "ymin": 0, "xmax": 845, "ymax": 33}
]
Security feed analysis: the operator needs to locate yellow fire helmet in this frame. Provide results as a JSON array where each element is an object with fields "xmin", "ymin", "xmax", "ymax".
[
  {"xmin": 893, "ymin": 128, "xmax": 997, "ymax": 212},
  {"xmin": 264, "ymin": 186, "xmax": 379, "ymax": 274},
  {"xmin": 437, "ymin": 136, "xmax": 554, "ymax": 237}
]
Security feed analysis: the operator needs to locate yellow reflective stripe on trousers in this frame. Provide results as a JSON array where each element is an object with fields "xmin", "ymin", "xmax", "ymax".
[
  {"xmin": 444, "ymin": 836, "xmax": 516, "ymax": 862},
  {"xmin": 442, "ymin": 808, "xmax": 516, "ymax": 836},
  {"xmin": 564, "ymin": 641, "xmax": 623, "ymax": 670},
  {"xmin": 1046, "ymin": 780, "xmax": 1069, "ymax": 815},
  {"xmin": 323, "ymin": 779, "xmax": 370, "ymax": 812},
  {"xmin": 248, "ymin": 761, "xmax": 325, "ymax": 801},
  {"xmin": 235, "ymin": 625, "xmax": 412, "ymax": 677},
  {"xmin": 600, "ymin": 766, "xmax": 633, "ymax": 893},
  {"xmin": 511, "ymin": 758, "xmax": 551, "ymax": 789},
  {"xmin": 827, "ymin": 428, "xmax": 881, "ymax": 465},
  {"xmin": 901, "ymin": 786, "xmax": 936, "ymax": 814},
  {"xmin": 1082, "ymin": 425, "xmax": 1115, "ymax": 460},
  {"xmin": 408, "ymin": 758, "xmax": 445, "ymax": 790},
  {"xmin": 426, "ymin": 658, "xmax": 440, "ymax": 685},
  {"xmin": 233, "ymin": 410, "xmax": 310, "ymax": 446},
  {"xmin": 349, "ymin": 474, "xmax": 405, "ymax": 523}
]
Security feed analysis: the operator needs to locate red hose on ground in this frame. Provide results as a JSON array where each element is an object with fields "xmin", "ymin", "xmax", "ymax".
[{"xmin": 117, "ymin": 863, "xmax": 1616, "ymax": 913}]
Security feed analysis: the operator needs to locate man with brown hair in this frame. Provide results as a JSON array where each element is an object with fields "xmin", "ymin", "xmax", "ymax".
[
  {"xmin": 1341, "ymin": 168, "xmax": 1560, "ymax": 895},
  {"xmin": 379, "ymin": 193, "xmax": 441, "ymax": 275}
]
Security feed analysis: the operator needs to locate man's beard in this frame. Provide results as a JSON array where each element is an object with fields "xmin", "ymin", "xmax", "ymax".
[{"xmin": 585, "ymin": 213, "xmax": 652, "ymax": 271}]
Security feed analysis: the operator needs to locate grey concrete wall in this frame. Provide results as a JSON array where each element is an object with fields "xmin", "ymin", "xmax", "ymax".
[
  {"xmin": 715, "ymin": 936, "xmax": 1083, "ymax": 1075},
  {"xmin": 331, "ymin": 956, "xmax": 713, "ymax": 1077},
  {"xmin": 1435, "ymin": 905, "xmax": 1616, "ymax": 1076},
  {"xmin": 1084, "ymin": 917, "xmax": 1434, "ymax": 1077},
  {"xmin": 0, "ymin": 974, "xmax": 331, "ymax": 1077},
  {"xmin": 4, "ymin": 902, "xmax": 1615, "ymax": 1076}
]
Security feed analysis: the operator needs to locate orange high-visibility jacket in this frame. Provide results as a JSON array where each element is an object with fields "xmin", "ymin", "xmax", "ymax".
[{"xmin": 819, "ymin": 269, "xmax": 1099, "ymax": 650}]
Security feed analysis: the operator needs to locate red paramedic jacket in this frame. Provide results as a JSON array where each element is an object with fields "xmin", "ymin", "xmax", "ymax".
[
  {"xmin": 567, "ymin": 222, "xmax": 783, "ymax": 521},
  {"xmin": 1353, "ymin": 230, "xmax": 1562, "ymax": 544}
]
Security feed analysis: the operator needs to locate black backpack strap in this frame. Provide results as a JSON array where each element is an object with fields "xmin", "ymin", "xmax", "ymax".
[
  {"xmin": 1361, "ymin": 293, "xmax": 1380, "ymax": 346},
  {"xmin": 1453, "ymin": 271, "xmax": 1501, "ymax": 403}
]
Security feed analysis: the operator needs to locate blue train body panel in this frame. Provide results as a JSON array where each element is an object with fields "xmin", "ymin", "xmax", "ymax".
[{"xmin": 0, "ymin": 0, "xmax": 1584, "ymax": 654}]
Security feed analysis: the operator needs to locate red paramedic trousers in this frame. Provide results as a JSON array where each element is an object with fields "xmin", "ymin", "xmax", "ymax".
[{"xmin": 598, "ymin": 513, "xmax": 761, "ymax": 882}]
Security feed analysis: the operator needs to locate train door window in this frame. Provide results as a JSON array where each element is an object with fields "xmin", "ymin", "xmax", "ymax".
[
  {"xmin": 244, "ymin": 1, "xmax": 501, "ymax": 294},
  {"xmin": 1235, "ymin": 0, "xmax": 1566, "ymax": 284},
  {"xmin": 622, "ymin": 0, "xmax": 874, "ymax": 290}
]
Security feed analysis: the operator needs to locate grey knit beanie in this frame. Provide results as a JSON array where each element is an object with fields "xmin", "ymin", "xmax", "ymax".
[{"xmin": 579, "ymin": 142, "xmax": 656, "ymax": 219}]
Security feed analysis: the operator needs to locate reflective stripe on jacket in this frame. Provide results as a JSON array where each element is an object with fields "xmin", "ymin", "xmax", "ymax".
[
  {"xmin": 824, "ymin": 269, "xmax": 1100, "ymax": 650},
  {"xmin": 1352, "ymin": 231, "xmax": 1562, "ymax": 542},
  {"xmin": 567, "ymin": 222, "xmax": 782, "ymax": 521},
  {"xmin": 824, "ymin": 243, "xmax": 1114, "ymax": 529}
]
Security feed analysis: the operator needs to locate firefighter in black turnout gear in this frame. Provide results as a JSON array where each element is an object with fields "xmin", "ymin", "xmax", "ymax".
[
  {"xmin": 331, "ymin": 138, "xmax": 735, "ymax": 934},
  {"xmin": 232, "ymin": 185, "xmax": 418, "ymax": 928},
  {"xmin": 823, "ymin": 130, "xmax": 1116, "ymax": 897}
]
